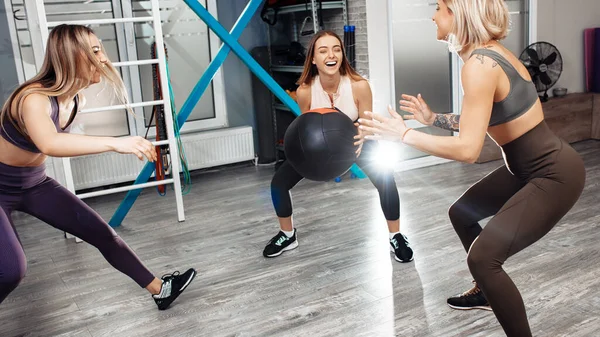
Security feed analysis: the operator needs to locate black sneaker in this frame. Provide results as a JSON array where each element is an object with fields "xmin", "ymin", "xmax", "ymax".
[
  {"xmin": 390, "ymin": 233, "xmax": 413, "ymax": 263},
  {"xmin": 263, "ymin": 229, "xmax": 298, "ymax": 258},
  {"xmin": 153, "ymin": 268, "xmax": 197, "ymax": 310},
  {"xmin": 447, "ymin": 282, "xmax": 492, "ymax": 311}
]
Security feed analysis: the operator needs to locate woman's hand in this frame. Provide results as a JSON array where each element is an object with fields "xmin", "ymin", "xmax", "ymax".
[
  {"xmin": 399, "ymin": 93, "xmax": 435, "ymax": 126},
  {"xmin": 357, "ymin": 105, "xmax": 411, "ymax": 143},
  {"xmin": 111, "ymin": 136, "xmax": 157, "ymax": 162}
]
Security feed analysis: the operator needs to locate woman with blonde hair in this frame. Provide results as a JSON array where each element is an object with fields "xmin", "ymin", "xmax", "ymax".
[
  {"xmin": 357, "ymin": 0, "xmax": 585, "ymax": 335},
  {"xmin": 0, "ymin": 24, "xmax": 196, "ymax": 310}
]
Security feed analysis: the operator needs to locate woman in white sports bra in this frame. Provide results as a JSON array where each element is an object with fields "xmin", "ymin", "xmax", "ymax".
[{"xmin": 262, "ymin": 30, "xmax": 414, "ymax": 264}]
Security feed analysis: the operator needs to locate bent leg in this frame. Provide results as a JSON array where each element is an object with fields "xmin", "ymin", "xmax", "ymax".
[
  {"xmin": 0, "ymin": 206, "xmax": 27, "ymax": 304},
  {"xmin": 263, "ymin": 161, "xmax": 304, "ymax": 257},
  {"xmin": 448, "ymin": 165, "xmax": 525, "ymax": 252},
  {"xmin": 271, "ymin": 160, "xmax": 304, "ymax": 219},
  {"xmin": 467, "ymin": 172, "xmax": 584, "ymax": 337},
  {"xmin": 19, "ymin": 178, "xmax": 154, "ymax": 288},
  {"xmin": 356, "ymin": 142, "xmax": 414, "ymax": 262}
]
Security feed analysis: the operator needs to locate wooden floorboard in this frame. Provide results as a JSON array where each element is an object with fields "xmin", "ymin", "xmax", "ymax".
[{"xmin": 1, "ymin": 140, "xmax": 599, "ymax": 337}]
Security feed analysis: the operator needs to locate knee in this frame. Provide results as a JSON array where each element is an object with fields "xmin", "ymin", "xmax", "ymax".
[
  {"xmin": 87, "ymin": 231, "xmax": 125, "ymax": 255},
  {"xmin": 370, "ymin": 171, "xmax": 397, "ymax": 195},
  {"xmin": 270, "ymin": 175, "xmax": 287, "ymax": 203},
  {"xmin": 466, "ymin": 247, "xmax": 501, "ymax": 280},
  {"xmin": 94, "ymin": 229, "xmax": 121, "ymax": 247},
  {"xmin": 270, "ymin": 169, "xmax": 292, "ymax": 193},
  {"xmin": 0, "ymin": 257, "xmax": 27, "ymax": 289},
  {"xmin": 379, "ymin": 174, "xmax": 396, "ymax": 191},
  {"xmin": 466, "ymin": 250, "xmax": 486, "ymax": 273},
  {"xmin": 448, "ymin": 199, "xmax": 473, "ymax": 227},
  {"xmin": 77, "ymin": 214, "xmax": 119, "ymax": 246},
  {"xmin": 270, "ymin": 173, "xmax": 283, "ymax": 192},
  {"xmin": 270, "ymin": 175, "xmax": 292, "ymax": 218}
]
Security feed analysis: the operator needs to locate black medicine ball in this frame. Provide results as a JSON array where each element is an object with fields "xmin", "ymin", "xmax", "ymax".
[{"xmin": 283, "ymin": 107, "xmax": 358, "ymax": 181}]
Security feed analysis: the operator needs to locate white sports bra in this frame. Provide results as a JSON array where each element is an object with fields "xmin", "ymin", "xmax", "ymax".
[{"xmin": 310, "ymin": 75, "xmax": 359, "ymax": 121}]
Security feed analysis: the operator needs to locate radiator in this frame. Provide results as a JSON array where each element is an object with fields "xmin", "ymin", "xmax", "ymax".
[{"xmin": 65, "ymin": 126, "xmax": 255, "ymax": 190}]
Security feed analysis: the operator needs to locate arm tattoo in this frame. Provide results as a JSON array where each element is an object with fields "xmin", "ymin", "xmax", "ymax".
[{"xmin": 432, "ymin": 113, "xmax": 460, "ymax": 132}]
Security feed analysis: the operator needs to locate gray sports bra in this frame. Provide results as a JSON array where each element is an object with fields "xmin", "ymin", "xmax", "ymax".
[{"xmin": 470, "ymin": 49, "xmax": 539, "ymax": 126}]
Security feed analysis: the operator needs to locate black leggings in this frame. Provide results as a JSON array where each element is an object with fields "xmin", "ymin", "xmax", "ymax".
[
  {"xmin": 271, "ymin": 140, "xmax": 400, "ymax": 221},
  {"xmin": 448, "ymin": 121, "xmax": 586, "ymax": 336},
  {"xmin": 0, "ymin": 162, "xmax": 155, "ymax": 305}
]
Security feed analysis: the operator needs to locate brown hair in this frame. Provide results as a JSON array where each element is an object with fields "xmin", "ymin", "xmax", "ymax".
[
  {"xmin": 1, "ymin": 24, "xmax": 129, "ymax": 137},
  {"xmin": 297, "ymin": 30, "xmax": 364, "ymax": 86}
]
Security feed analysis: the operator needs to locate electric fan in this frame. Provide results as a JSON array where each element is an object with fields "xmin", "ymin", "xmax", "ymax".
[{"xmin": 519, "ymin": 42, "xmax": 563, "ymax": 102}]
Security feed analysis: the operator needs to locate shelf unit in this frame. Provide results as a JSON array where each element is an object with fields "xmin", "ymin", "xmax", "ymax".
[
  {"xmin": 264, "ymin": 0, "xmax": 347, "ymax": 16},
  {"xmin": 271, "ymin": 65, "xmax": 305, "ymax": 73},
  {"xmin": 263, "ymin": 0, "xmax": 348, "ymax": 166}
]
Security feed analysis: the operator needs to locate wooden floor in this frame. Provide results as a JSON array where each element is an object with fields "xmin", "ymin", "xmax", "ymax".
[{"xmin": 1, "ymin": 140, "xmax": 599, "ymax": 337}]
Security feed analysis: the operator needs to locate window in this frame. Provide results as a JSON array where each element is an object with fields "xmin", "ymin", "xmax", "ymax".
[{"xmin": 9, "ymin": 0, "xmax": 227, "ymax": 138}]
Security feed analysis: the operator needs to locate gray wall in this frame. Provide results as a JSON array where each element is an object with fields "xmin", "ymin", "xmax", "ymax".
[
  {"xmin": 0, "ymin": 2, "xmax": 19, "ymax": 102},
  {"xmin": 537, "ymin": 0, "xmax": 600, "ymax": 94},
  {"xmin": 348, "ymin": 0, "xmax": 368, "ymax": 77}
]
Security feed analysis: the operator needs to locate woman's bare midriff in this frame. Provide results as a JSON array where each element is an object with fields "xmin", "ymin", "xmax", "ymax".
[
  {"xmin": 0, "ymin": 137, "xmax": 47, "ymax": 167},
  {"xmin": 487, "ymin": 100, "xmax": 545, "ymax": 147}
]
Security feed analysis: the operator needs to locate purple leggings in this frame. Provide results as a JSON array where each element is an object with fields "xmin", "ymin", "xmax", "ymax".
[{"xmin": 0, "ymin": 162, "xmax": 154, "ymax": 304}]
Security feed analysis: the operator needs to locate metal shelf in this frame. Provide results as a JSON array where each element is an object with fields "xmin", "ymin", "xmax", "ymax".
[
  {"xmin": 265, "ymin": 0, "xmax": 347, "ymax": 164},
  {"xmin": 271, "ymin": 65, "xmax": 304, "ymax": 73},
  {"xmin": 264, "ymin": 1, "xmax": 345, "ymax": 15},
  {"xmin": 274, "ymin": 103, "xmax": 292, "ymax": 111}
]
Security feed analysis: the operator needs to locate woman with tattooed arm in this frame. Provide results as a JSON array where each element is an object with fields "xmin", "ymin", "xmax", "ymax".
[{"xmin": 356, "ymin": 0, "xmax": 585, "ymax": 336}]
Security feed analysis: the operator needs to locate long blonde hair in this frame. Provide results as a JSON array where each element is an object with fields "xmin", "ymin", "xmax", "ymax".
[
  {"xmin": 443, "ymin": 0, "xmax": 509, "ymax": 52},
  {"xmin": 297, "ymin": 30, "xmax": 364, "ymax": 86},
  {"xmin": 0, "ymin": 24, "xmax": 128, "ymax": 137}
]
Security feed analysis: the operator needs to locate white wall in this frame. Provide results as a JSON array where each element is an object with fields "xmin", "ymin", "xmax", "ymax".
[
  {"xmin": 536, "ymin": 0, "xmax": 600, "ymax": 94},
  {"xmin": 365, "ymin": 0, "xmax": 394, "ymax": 116},
  {"xmin": 0, "ymin": 0, "xmax": 19, "ymax": 102}
]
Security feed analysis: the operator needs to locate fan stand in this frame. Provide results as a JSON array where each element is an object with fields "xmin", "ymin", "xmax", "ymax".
[{"xmin": 540, "ymin": 90, "xmax": 549, "ymax": 102}]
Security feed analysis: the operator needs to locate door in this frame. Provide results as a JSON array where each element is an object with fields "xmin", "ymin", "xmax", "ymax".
[{"xmin": 390, "ymin": 0, "xmax": 455, "ymax": 162}]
